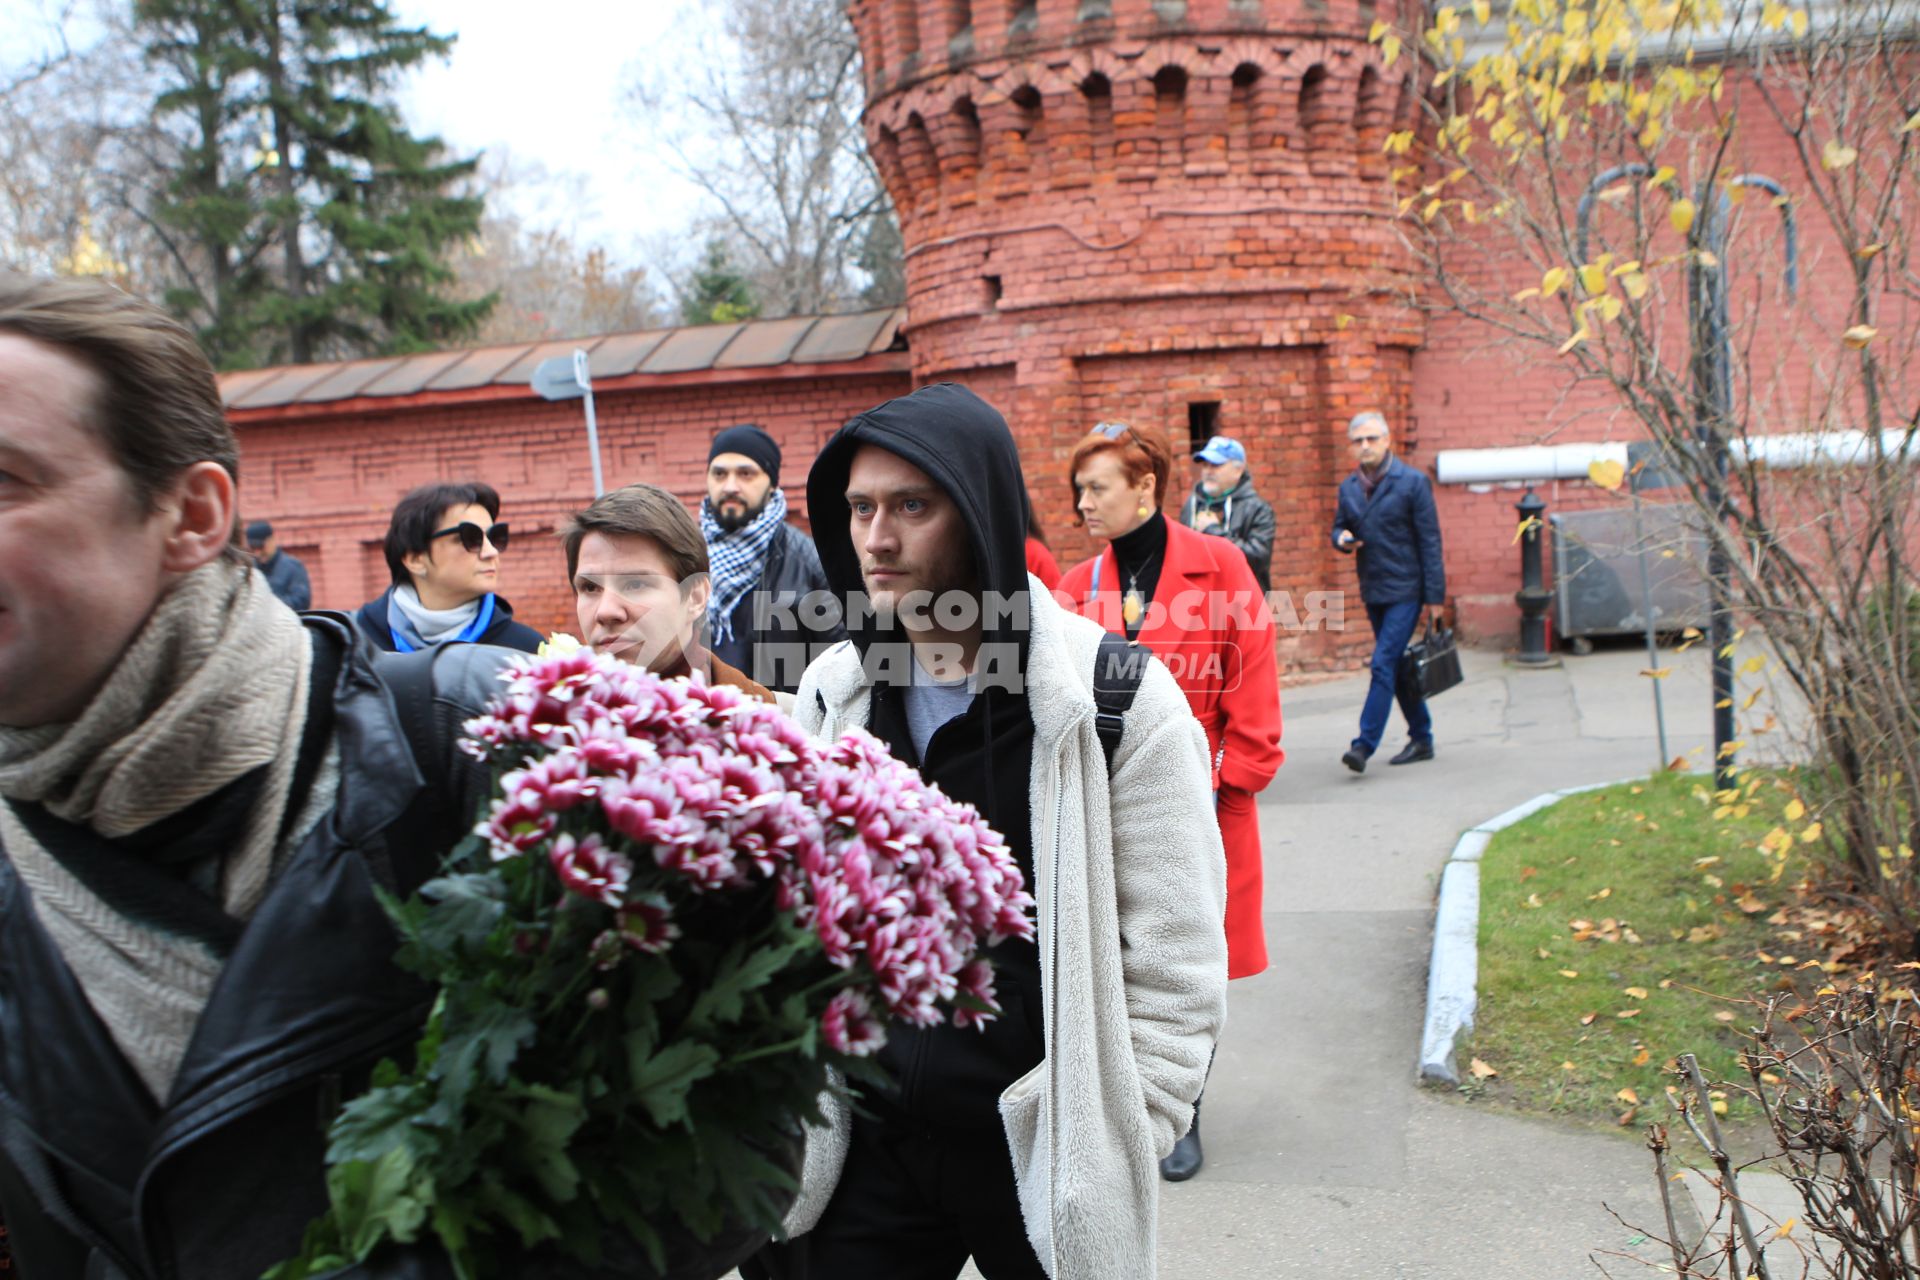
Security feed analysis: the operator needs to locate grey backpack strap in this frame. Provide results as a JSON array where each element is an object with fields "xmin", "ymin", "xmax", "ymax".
[{"xmin": 1093, "ymin": 632, "xmax": 1150, "ymax": 773}]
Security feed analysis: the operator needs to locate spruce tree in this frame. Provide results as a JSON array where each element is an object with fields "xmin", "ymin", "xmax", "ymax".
[
  {"xmin": 678, "ymin": 239, "xmax": 760, "ymax": 327},
  {"xmin": 138, "ymin": 0, "xmax": 493, "ymax": 369}
]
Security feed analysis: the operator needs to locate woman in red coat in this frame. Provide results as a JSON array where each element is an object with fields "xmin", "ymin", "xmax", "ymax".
[{"xmin": 1057, "ymin": 422, "xmax": 1284, "ymax": 1180}]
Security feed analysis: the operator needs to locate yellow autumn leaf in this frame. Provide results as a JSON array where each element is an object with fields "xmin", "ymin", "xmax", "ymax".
[
  {"xmin": 1858, "ymin": 243, "xmax": 1886, "ymax": 260},
  {"xmin": 1599, "ymin": 295, "xmax": 1623, "ymax": 322},
  {"xmin": 1335, "ymin": 313, "xmax": 1354, "ymax": 330},
  {"xmin": 1558, "ymin": 327, "xmax": 1590, "ymax": 354},
  {"xmin": 1632, "ymin": 1046, "xmax": 1651, "ymax": 1066},
  {"xmin": 1617, "ymin": 1008, "xmax": 1642, "ymax": 1019},
  {"xmin": 1800, "ymin": 821, "xmax": 1824, "ymax": 843},
  {"xmin": 1714, "ymin": 1010, "xmax": 1737, "ymax": 1022},
  {"xmin": 1422, "ymin": 198, "xmax": 1443, "ymax": 222},
  {"xmin": 1670, "ymin": 198, "xmax": 1696, "ymax": 236},
  {"xmin": 1617, "ymin": 1087, "xmax": 1640, "ymax": 1104},
  {"xmin": 1542, "ymin": 266, "xmax": 1570, "ymax": 297},
  {"xmin": 1369, "ymin": 18, "xmax": 1391, "ymax": 40},
  {"xmin": 1512, "ymin": 514, "xmax": 1542, "ymax": 543},
  {"xmin": 1844, "ymin": 324, "xmax": 1879, "ymax": 349},
  {"xmin": 1470, "ymin": 1056, "xmax": 1499, "ymax": 1079},
  {"xmin": 1649, "ymin": 165, "xmax": 1676, "ymax": 189},
  {"xmin": 1472, "ymin": 0, "xmax": 1491, "ymax": 21},
  {"xmin": 1711, "ymin": 1098, "xmax": 1728, "ymax": 1116},
  {"xmin": 1624, "ymin": 986, "xmax": 1649, "ymax": 999},
  {"xmin": 1620, "ymin": 270, "xmax": 1649, "ymax": 301},
  {"xmin": 1789, "ymin": 7, "xmax": 1807, "ymax": 36},
  {"xmin": 1579, "ymin": 263, "xmax": 1608, "ymax": 295},
  {"xmin": 1823, "ymin": 138, "xmax": 1858, "ymax": 170},
  {"xmin": 1784, "ymin": 798, "xmax": 1806, "ymax": 822},
  {"xmin": 1383, "ymin": 34, "xmax": 1402, "ymax": 65},
  {"xmin": 1740, "ymin": 655, "xmax": 1766, "ymax": 675},
  {"xmin": 1562, "ymin": 1059, "xmax": 1578, "ymax": 1070},
  {"xmin": 1902, "ymin": 111, "xmax": 1920, "ymax": 134},
  {"xmin": 1588, "ymin": 458, "xmax": 1626, "ymax": 490},
  {"xmin": 1777, "ymin": 1216, "xmax": 1798, "ymax": 1237},
  {"xmin": 1513, "ymin": 286, "xmax": 1541, "ymax": 302},
  {"xmin": 1641, "ymin": 667, "xmax": 1672, "ymax": 679}
]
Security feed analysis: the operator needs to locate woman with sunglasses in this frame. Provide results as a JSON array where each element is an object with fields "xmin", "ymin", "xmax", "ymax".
[
  {"xmin": 1056, "ymin": 421, "xmax": 1284, "ymax": 1183},
  {"xmin": 352, "ymin": 480, "xmax": 544, "ymax": 654}
]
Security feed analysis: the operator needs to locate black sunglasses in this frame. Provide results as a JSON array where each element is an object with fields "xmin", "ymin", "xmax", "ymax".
[{"xmin": 431, "ymin": 521, "xmax": 510, "ymax": 554}]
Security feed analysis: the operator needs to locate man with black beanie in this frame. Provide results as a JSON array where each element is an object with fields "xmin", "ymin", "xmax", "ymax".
[{"xmin": 701, "ymin": 422, "xmax": 845, "ymax": 693}]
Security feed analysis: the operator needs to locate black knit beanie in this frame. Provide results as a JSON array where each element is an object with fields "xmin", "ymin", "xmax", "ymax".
[{"xmin": 708, "ymin": 424, "xmax": 781, "ymax": 488}]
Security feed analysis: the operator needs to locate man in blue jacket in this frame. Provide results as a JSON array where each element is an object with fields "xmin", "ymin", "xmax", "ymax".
[{"xmin": 1331, "ymin": 410, "xmax": 1446, "ymax": 773}]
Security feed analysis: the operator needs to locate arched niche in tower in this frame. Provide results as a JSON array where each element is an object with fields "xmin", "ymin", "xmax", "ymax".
[
  {"xmin": 1299, "ymin": 63, "xmax": 1353, "ymax": 172},
  {"xmin": 1005, "ymin": 83, "xmax": 1047, "ymax": 193},
  {"xmin": 874, "ymin": 123, "xmax": 912, "ymax": 215},
  {"xmin": 1082, "ymin": 72, "xmax": 1115, "ymax": 180},
  {"xmin": 1227, "ymin": 62, "xmax": 1263, "ymax": 171},
  {"xmin": 1354, "ymin": 64, "xmax": 1389, "ymax": 177},
  {"xmin": 948, "ymin": 95, "xmax": 985, "ymax": 191},
  {"xmin": 900, "ymin": 113, "xmax": 941, "ymax": 211},
  {"xmin": 1152, "ymin": 65, "xmax": 1188, "ymax": 176}
]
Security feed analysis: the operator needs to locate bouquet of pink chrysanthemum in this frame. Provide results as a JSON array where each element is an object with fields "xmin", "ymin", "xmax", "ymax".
[{"xmin": 271, "ymin": 648, "xmax": 1033, "ymax": 1280}]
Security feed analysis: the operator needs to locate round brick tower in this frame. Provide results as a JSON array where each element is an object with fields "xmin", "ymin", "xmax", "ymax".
[{"xmin": 849, "ymin": 0, "xmax": 1423, "ymax": 669}]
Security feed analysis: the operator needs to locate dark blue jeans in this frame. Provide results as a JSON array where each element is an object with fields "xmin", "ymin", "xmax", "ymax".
[{"xmin": 1354, "ymin": 600, "xmax": 1433, "ymax": 756}]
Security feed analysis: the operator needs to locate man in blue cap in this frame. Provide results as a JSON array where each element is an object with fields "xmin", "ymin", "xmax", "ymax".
[{"xmin": 1181, "ymin": 434, "xmax": 1276, "ymax": 593}]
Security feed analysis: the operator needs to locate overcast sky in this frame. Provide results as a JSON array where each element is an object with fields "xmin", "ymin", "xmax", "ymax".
[{"xmin": 1, "ymin": 0, "xmax": 721, "ymax": 264}]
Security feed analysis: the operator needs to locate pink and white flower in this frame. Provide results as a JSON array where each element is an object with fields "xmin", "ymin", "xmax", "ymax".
[{"xmin": 548, "ymin": 833, "xmax": 632, "ymax": 907}]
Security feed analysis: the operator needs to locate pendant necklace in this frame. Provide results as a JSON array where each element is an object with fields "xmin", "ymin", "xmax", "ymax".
[{"xmin": 1123, "ymin": 554, "xmax": 1159, "ymax": 628}]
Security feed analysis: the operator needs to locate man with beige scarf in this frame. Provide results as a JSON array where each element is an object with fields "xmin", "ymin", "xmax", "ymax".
[{"xmin": 0, "ymin": 275, "xmax": 509, "ymax": 1279}]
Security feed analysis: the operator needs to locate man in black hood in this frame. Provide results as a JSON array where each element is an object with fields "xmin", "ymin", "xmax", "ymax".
[{"xmin": 751, "ymin": 385, "xmax": 1228, "ymax": 1280}]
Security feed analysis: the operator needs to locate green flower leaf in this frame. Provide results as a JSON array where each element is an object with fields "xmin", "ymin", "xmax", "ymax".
[{"xmin": 626, "ymin": 1038, "xmax": 721, "ymax": 1128}]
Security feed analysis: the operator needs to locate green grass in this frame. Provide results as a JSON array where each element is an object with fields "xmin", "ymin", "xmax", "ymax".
[{"xmin": 1462, "ymin": 772, "xmax": 1797, "ymax": 1128}]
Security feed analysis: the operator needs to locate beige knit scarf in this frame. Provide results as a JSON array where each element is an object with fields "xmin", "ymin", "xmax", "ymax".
[{"xmin": 0, "ymin": 559, "xmax": 311, "ymax": 1100}]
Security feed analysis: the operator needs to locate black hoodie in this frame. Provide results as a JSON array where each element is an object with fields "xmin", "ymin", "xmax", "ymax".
[{"xmin": 806, "ymin": 383, "xmax": 1045, "ymax": 1135}]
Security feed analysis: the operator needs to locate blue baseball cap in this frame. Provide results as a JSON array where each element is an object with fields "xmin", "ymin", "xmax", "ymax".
[{"xmin": 1193, "ymin": 435, "xmax": 1247, "ymax": 465}]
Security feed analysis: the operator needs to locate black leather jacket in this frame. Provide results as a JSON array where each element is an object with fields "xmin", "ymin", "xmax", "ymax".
[
  {"xmin": 0, "ymin": 616, "xmax": 508, "ymax": 1280},
  {"xmin": 710, "ymin": 522, "xmax": 848, "ymax": 694}
]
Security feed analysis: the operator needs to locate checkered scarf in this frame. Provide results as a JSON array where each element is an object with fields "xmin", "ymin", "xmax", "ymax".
[{"xmin": 702, "ymin": 487, "xmax": 789, "ymax": 645}]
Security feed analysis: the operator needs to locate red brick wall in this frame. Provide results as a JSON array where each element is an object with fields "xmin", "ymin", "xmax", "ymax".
[{"xmin": 232, "ymin": 372, "xmax": 911, "ymax": 639}]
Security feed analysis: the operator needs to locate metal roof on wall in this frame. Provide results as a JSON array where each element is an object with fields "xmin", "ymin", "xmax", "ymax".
[{"xmin": 217, "ymin": 307, "xmax": 908, "ymax": 410}]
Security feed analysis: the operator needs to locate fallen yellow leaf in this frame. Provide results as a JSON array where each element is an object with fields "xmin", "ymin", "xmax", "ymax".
[
  {"xmin": 1558, "ymin": 969, "xmax": 1581, "ymax": 979},
  {"xmin": 1617, "ymin": 1008, "xmax": 1642, "ymax": 1019},
  {"xmin": 1580, "ymin": 1012, "xmax": 1598, "ymax": 1025},
  {"xmin": 1624, "ymin": 986, "xmax": 1649, "ymax": 999},
  {"xmin": 1617, "ymin": 1087, "xmax": 1640, "ymax": 1104},
  {"xmin": 1470, "ymin": 1056, "xmax": 1499, "ymax": 1079},
  {"xmin": 1714, "ymin": 1010, "xmax": 1737, "ymax": 1022},
  {"xmin": 1711, "ymin": 1098, "xmax": 1728, "ymax": 1116},
  {"xmin": 1640, "ymin": 667, "xmax": 1672, "ymax": 679},
  {"xmin": 1562, "ymin": 1059, "xmax": 1578, "ymax": 1070},
  {"xmin": 1632, "ymin": 1046, "xmax": 1652, "ymax": 1066}
]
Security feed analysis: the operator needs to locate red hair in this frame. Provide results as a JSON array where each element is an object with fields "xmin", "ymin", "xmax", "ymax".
[{"xmin": 1067, "ymin": 422, "xmax": 1174, "ymax": 526}]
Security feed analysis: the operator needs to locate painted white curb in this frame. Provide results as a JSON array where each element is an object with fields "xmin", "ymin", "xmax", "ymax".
[{"xmin": 1417, "ymin": 776, "xmax": 1646, "ymax": 1086}]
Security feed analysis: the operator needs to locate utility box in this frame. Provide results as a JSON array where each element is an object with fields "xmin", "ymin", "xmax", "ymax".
[{"xmin": 1550, "ymin": 503, "xmax": 1709, "ymax": 645}]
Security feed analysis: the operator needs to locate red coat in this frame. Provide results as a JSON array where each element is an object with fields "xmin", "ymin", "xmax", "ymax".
[
  {"xmin": 1025, "ymin": 536, "xmax": 1062, "ymax": 590},
  {"xmin": 1058, "ymin": 519, "xmax": 1283, "ymax": 978}
]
